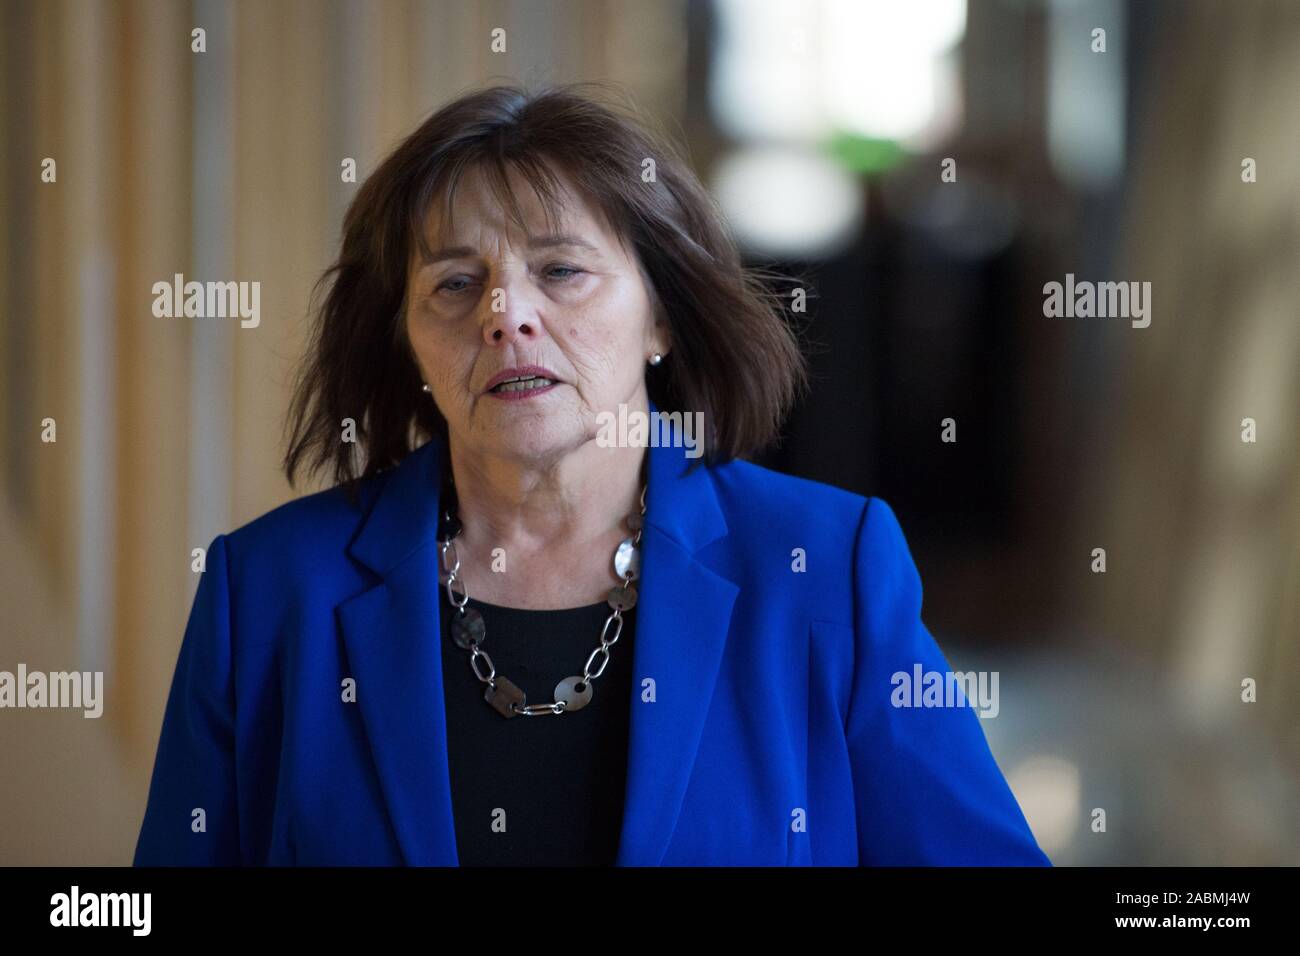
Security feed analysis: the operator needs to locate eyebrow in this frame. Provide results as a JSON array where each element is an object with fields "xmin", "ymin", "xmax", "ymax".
[{"xmin": 422, "ymin": 233, "xmax": 600, "ymax": 265}]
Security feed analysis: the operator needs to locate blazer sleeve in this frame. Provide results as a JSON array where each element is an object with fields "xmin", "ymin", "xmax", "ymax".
[
  {"xmin": 845, "ymin": 497, "xmax": 1052, "ymax": 866},
  {"xmin": 133, "ymin": 533, "xmax": 241, "ymax": 866}
]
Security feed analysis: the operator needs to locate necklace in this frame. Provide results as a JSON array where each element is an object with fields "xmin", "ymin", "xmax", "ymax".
[{"xmin": 436, "ymin": 461, "xmax": 648, "ymax": 719}]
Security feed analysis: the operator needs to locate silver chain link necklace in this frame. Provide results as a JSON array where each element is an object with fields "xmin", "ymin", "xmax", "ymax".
[{"xmin": 436, "ymin": 460, "xmax": 648, "ymax": 719}]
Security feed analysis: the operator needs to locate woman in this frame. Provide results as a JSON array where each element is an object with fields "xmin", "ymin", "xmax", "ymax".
[{"xmin": 133, "ymin": 82, "xmax": 1051, "ymax": 866}]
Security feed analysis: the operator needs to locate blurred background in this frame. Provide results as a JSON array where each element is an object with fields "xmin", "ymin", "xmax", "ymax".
[{"xmin": 1, "ymin": 0, "xmax": 1297, "ymax": 865}]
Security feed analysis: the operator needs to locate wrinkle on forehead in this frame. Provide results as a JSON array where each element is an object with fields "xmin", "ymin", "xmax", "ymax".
[{"xmin": 410, "ymin": 156, "xmax": 630, "ymax": 266}]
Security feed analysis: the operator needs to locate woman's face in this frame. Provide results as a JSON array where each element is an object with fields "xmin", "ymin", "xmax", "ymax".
[{"xmin": 404, "ymin": 162, "xmax": 669, "ymax": 467}]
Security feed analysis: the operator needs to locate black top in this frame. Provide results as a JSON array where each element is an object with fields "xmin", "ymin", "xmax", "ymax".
[{"xmin": 440, "ymin": 594, "xmax": 636, "ymax": 866}]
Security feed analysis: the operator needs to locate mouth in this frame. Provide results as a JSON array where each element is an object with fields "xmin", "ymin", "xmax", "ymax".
[
  {"xmin": 484, "ymin": 365, "xmax": 563, "ymax": 397},
  {"xmin": 487, "ymin": 373, "xmax": 559, "ymax": 394}
]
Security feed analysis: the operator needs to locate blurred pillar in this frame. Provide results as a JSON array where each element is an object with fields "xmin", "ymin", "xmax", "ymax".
[{"xmin": 1077, "ymin": 0, "xmax": 1300, "ymax": 758}]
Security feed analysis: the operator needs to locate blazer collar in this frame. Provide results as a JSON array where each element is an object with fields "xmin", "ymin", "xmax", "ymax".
[{"xmin": 337, "ymin": 399, "xmax": 739, "ymax": 865}]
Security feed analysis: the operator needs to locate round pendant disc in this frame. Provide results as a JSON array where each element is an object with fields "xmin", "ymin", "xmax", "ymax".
[
  {"xmin": 614, "ymin": 537, "xmax": 640, "ymax": 580},
  {"xmin": 607, "ymin": 584, "xmax": 638, "ymax": 611},
  {"xmin": 450, "ymin": 607, "xmax": 485, "ymax": 648},
  {"xmin": 555, "ymin": 675, "xmax": 593, "ymax": 711}
]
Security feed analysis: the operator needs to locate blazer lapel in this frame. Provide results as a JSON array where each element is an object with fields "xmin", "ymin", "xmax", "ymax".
[
  {"xmin": 337, "ymin": 437, "xmax": 457, "ymax": 865},
  {"xmin": 336, "ymin": 399, "xmax": 737, "ymax": 867},
  {"xmin": 614, "ymin": 401, "xmax": 737, "ymax": 865}
]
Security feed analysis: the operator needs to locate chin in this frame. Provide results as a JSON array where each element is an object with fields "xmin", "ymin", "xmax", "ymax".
[{"xmin": 485, "ymin": 418, "xmax": 579, "ymax": 463}]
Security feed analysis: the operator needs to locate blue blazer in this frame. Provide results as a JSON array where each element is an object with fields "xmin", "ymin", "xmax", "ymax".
[{"xmin": 134, "ymin": 400, "xmax": 1051, "ymax": 866}]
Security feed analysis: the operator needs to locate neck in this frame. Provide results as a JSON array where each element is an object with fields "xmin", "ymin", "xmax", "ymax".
[{"xmin": 443, "ymin": 434, "xmax": 646, "ymax": 561}]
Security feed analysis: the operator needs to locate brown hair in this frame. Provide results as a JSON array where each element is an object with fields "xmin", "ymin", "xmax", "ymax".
[{"xmin": 283, "ymin": 81, "xmax": 811, "ymax": 502}]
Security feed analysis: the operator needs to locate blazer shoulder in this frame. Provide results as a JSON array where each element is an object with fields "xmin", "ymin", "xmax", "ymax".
[
  {"xmin": 706, "ymin": 460, "xmax": 923, "ymax": 616},
  {"xmin": 219, "ymin": 469, "xmax": 390, "ymax": 568},
  {"xmin": 709, "ymin": 456, "xmax": 872, "ymax": 542}
]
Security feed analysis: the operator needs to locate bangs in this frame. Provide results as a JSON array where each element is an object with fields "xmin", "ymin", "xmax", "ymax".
[{"xmin": 406, "ymin": 151, "xmax": 588, "ymax": 264}]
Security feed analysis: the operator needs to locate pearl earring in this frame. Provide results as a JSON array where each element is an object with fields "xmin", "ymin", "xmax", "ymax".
[
  {"xmin": 421, "ymin": 383, "xmax": 430, "ymax": 392},
  {"xmin": 648, "ymin": 353, "xmax": 663, "ymax": 366}
]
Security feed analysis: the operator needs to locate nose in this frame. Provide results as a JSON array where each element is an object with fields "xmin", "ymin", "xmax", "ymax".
[{"xmin": 480, "ymin": 271, "xmax": 544, "ymax": 346}]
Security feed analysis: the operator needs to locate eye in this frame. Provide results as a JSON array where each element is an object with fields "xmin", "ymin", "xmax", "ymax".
[
  {"xmin": 434, "ymin": 275, "xmax": 476, "ymax": 296},
  {"xmin": 544, "ymin": 264, "xmax": 584, "ymax": 282}
]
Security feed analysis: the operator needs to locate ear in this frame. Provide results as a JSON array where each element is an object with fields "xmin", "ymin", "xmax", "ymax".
[
  {"xmin": 636, "ymin": 256, "xmax": 671, "ymax": 355},
  {"xmin": 647, "ymin": 303, "xmax": 676, "ymax": 351},
  {"xmin": 650, "ymin": 314, "xmax": 671, "ymax": 356}
]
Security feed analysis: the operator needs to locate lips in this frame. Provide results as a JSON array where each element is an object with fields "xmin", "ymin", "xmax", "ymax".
[{"xmin": 484, "ymin": 365, "xmax": 562, "ymax": 393}]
